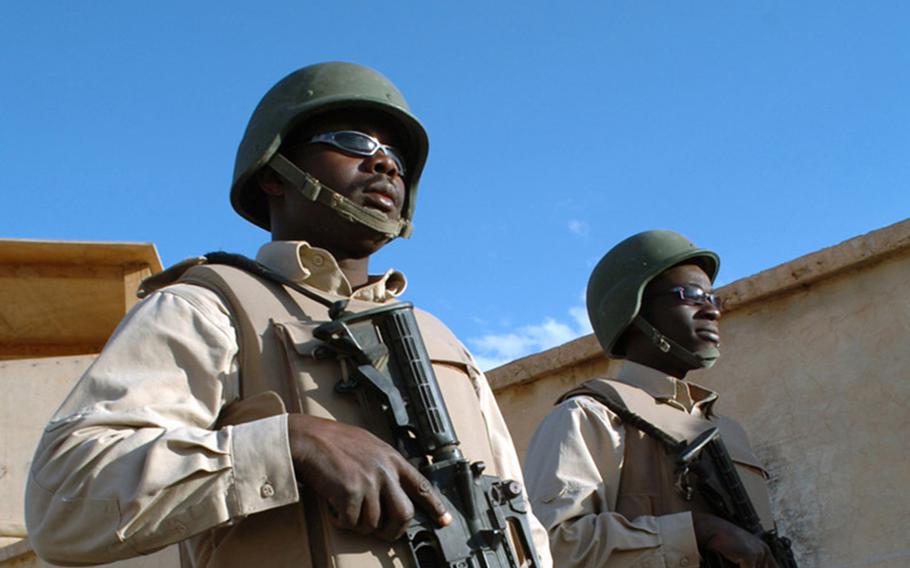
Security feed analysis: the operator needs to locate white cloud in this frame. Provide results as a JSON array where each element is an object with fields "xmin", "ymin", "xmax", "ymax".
[
  {"xmin": 569, "ymin": 306, "xmax": 593, "ymax": 334},
  {"xmin": 469, "ymin": 306, "xmax": 592, "ymax": 371},
  {"xmin": 568, "ymin": 219, "xmax": 590, "ymax": 237}
]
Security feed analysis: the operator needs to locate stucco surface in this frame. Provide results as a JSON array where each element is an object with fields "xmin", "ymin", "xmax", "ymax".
[
  {"xmin": 494, "ymin": 354, "xmax": 617, "ymax": 462},
  {"xmin": 696, "ymin": 254, "xmax": 910, "ymax": 568}
]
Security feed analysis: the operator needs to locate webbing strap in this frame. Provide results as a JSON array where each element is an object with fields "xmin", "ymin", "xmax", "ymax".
[
  {"xmin": 268, "ymin": 153, "xmax": 412, "ymax": 239},
  {"xmin": 561, "ymin": 381, "xmax": 684, "ymax": 452},
  {"xmin": 137, "ymin": 252, "xmax": 339, "ymax": 310},
  {"xmin": 632, "ymin": 316, "xmax": 718, "ymax": 369},
  {"xmin": 201, "ymin": 252, "xmax": 338, "ymax": 310}
]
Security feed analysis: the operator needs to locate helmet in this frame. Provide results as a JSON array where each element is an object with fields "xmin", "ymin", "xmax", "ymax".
[
  {"xmin": 586, "ymin": 230, "xmax": 720, "ymax": 362},
  {"xmin": 231, "ymin": 62, "xmax": 429, "ymax": 235}
]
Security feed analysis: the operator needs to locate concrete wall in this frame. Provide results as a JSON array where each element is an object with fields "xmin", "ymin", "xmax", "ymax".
[
  {"xmin": 488, "ymin": 219, "xmax": 910, "ymax": 568},
  {"xmin": 700, "ymin": 245, "xmax": 909, "ymax": 568}
]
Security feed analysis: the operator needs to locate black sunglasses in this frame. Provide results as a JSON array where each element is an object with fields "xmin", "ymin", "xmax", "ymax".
[
  {"xmin": 309, "ymin": 130, "xmax": 407, "ymax": 177},
  {"xmin": 649, "ymin": 285, "xmax": 723, "ymax": 310}
]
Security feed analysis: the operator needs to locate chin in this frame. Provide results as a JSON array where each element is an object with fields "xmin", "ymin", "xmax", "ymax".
[{"xmin": 347, "ymin": 234, "xmax": 394, "ymax": 258}]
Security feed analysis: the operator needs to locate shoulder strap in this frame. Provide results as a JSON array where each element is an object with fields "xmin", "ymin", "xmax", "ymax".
[
  {"xmin": 138, "ymin": 252, "xmax": 333, "ymax": 402},
  {"xmin": 561, "ymin": 379, "xmax": 685, "ymax": 452},
  {"xmin": 137, "ymin": 256, "xmax": 207, "ymax": 299},
  {"xmin": 138, "ymin": 252, "xmax": 338, "ymax": 309}
]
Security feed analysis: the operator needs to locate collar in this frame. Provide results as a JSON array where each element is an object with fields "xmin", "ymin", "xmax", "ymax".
[
  {"xmin": 616, "ymin": 360, "xmax": 718, "ymax": 415},
  {"xmin": 254, "ymin": 241, "xmax": 407, "ymax": 303}
]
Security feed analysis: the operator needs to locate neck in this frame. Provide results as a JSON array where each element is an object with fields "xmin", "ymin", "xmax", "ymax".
[
  {"xmin": 625, "ymin": 351, "xmax": 691, "ymax": 380},
  {"xmin": 336, "ymin": 256, "xmax": 370, "ymax": 289}
]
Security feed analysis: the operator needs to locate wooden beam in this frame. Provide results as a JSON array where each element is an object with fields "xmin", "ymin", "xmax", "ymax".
[
  {"xmin": 0, "ymin": 343, "xmax": 104, "ymax": 360},
  {"xmin": 0, "ymin": 240, "xmax": 162, "ymax": 273}
]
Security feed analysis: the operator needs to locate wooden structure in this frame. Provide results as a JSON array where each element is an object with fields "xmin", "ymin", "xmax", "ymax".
[
  {"xmin": 0, "ymin": 240, "xmax": 173, "ymax": 567},
  {"xmin": 0, "ymin": 240, "xmax": 162, "ymax": 359}
]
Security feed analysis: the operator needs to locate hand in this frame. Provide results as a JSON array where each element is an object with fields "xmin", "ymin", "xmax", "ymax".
[
  {"xmin": 287, "ymin": 413, "xmax": 451, "ymax": 541},
  {"xmin": 692, "ymin": 512, "xmax": 780, "ymax": 568}
]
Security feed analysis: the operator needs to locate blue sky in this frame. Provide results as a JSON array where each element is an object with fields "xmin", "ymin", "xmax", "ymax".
[{"xmin": 3, "ymin": 2, "xmax": 908, "ymax": 369}]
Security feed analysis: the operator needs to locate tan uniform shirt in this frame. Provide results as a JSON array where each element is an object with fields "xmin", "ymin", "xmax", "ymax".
[
  {"xmin": 523, "ymin": 360, "xmax": 769, "ymax": 568},
  {"xmin": 26, "ymin": 241, "xmax": 551, "ymax": 567}
]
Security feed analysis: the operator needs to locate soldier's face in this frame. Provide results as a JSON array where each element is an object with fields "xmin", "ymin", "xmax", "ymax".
[
  {"xmin": 640, "ymin": 264, "xmax": 722, "ymax": 357},
  {"xmin": 284, "ymin": 113, "xmax": 407, "ymax": 222},
  {"xmin": 266, "ymin": 110, "xmax": 409, "ymax": 257}
]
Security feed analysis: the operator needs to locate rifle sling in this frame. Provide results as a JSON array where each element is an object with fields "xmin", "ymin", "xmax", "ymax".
[{"xmin": 563, "ymin": 383, "xmax": 686, "ymax": 453}]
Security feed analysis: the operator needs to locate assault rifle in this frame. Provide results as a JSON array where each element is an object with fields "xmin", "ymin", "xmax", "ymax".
[
  {"xmin": 314, "ymin": 301, "xmax": 542, "ymax": 568},
  {"xmin": 568, "ymin": 382, "xmax": 798, "ymax": 568},
  {"xmin": 677, "ymin": 428, "xmax": 799, "ymax": 568}
]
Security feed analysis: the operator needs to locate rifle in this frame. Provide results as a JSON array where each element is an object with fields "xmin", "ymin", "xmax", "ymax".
[
  {"xmin": 314, "ymin": 300, "xmax": 542, "ymax": 568},
  {"xmin": 677, "ymin": 428, "xmax": 799, "ymax": 568},
  {"xmin": 567, "ymin": 383, "xmax": 797, "ymax": 568}
]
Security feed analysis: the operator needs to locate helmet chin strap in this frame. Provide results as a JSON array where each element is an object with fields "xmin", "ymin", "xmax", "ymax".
[
  {"xmin": 631, "ymin": 316, "xmax": 720, "ymax": 370},
  {"xmin": 267, "ymin": 153, "xmax": 412, "ymax": 239}
]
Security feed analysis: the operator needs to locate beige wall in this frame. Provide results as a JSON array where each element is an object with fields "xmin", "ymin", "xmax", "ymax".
[
  {"xmin": 492, "ymin": 349, "xmax": 618, "ymax": 464},
  {"xmin": 698, "ymin": 253, "xmax": 909, "ymax": 568},
  {"xmin": 489, "ymin": 219, "xmax": 910, "ymax": 568}
]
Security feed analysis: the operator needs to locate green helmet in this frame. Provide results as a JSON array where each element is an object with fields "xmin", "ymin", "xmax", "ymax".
[
  {"xmin": 586, "ymin": 230, "xmax": 720, "ymax": 365},
  {"xmin": 230, "ymin": 61, "xmax": 429, "ymax": 236}
]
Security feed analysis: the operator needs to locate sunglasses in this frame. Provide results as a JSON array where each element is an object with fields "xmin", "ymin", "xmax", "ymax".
[
  {"xmin": 650, "ymin": 285, "xmax": 723, "ymax": 310},
  {"xmin": 308, "ymin": 130, "xmax": 407, "ymax": 177}
]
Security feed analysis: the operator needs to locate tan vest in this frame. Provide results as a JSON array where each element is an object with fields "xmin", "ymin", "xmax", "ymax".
[
  {"xmin": 562, "ymin": 378, "xmax": 776, "ymax": 531},
  {"xmin": 175, "ymin": 264, "xmax": 498, "ymax": 568}
]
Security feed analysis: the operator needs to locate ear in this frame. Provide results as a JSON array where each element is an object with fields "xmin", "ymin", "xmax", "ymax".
[{"xmin": 257, "ymin": 167, "xmax": 285, "ymax": 197}]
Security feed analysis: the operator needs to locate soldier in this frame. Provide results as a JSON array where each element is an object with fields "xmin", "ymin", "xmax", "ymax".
[
  {"xmin": 26, "ymin": 62, "xmax": 551, "ymax": 568},
  {"xmin": 524, "ymin": 230, "xmax": 783, "ymax": 568}
]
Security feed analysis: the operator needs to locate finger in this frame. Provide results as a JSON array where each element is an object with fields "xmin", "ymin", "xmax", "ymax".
[
  {"xmin": 331, "ymin": 493, "xmax": 364, "ymax": 530},
  {"xmin": 376, "ymin": 483, "xmax": 415, "ymax": 541},
  {"xmin": 353, "ymin": 485, "xmax": 383, "ymax": 535},
  {"xmin": 397, "ymin": 463, "xmax": 450, "ymax": 526}
]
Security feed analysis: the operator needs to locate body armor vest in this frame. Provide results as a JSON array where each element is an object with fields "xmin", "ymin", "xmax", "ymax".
[
  {"xmin": 173, "ymin": 264, "xmax": 497, "ymax": 568},
  {"xmin": 561, "ymin": 378, "xmax": 775, "ymax": 531}
]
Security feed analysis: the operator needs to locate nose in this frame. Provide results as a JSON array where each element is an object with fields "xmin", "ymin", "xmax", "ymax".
[
  {"xmin": 367, "ymin": 150, "xmax": 401, "ymax": 179},
  {"xmin": 698, "ymin": 302, "xmax": 721, "ymax": 321}
]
